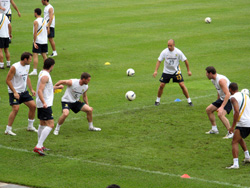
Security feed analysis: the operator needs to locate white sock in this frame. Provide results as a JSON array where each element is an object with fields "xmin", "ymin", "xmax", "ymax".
[
  {"xmin": 36, "ymin": 126, "xmax": 52, "ymax": 148},
  {"xmin": 38, "ymin": 125, "xmax": 46, "ymax": 140},
  {"xmin": 6, "ymin": 125, "xmax": 12, "ymax": 132},
  {"xmin": 233, "ymin": 158, "xmax": 239, "ymax": 166},
  {"xmin": 33, "ymin": 69, "xmax": 37, "ymax": 73},
  {"xmin": 0, "ymin": 62, "xmax": 4, "ymax": 67},
  {"xmin": 88, "ymin": 122, "xmax": 93, "ymax": 128},
  {"xmin": 187, "ymin": 98, "xmax": 191, "ymax": 103},
  {"xmin": 6, "ymin": 61, "xmax": 10, "ymax": 66},
  {"xmin": 56, "ymin": 123, "xmax": 61, "ymax": 131},
  {"xmin": 156, "ymin": 97, "xmax": 161, "ymax": 102},
  {"xmin": 28, "ymin": 119, "xmax": 35, "ymax": 128},
  {"xmin": 212, "ymin": 125, "xmax": 218, "ymax": 131},
  {"xmin": 244, "ymin": 150, "xmax": 250, "ymax": 159},
  {"xmin": 53, "ymin": 51, "xmax": 57, "ymax": 54}
]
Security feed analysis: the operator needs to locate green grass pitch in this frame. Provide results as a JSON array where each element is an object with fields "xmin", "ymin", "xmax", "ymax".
[{"xmin": 0, "ymin": 0, "xmax": 250, "ymax": 187}]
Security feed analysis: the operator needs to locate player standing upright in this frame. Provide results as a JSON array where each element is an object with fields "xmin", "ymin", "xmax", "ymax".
[
  {"xmin": 29, "ymin": 8, "xmax": 47, "ymax": 76},
  {"xmin": 153, "ymin": 39, "xmax": 193, "ymax": 106},
  {"xmin": 226, "ymin": 83, "xmax": 250, "ymax": 169},
  {"xmin": 5, "ymin": 52, "xmax": 37, "ymax": 136},
  {"xmin": 0, "ymin": 12, "xmax": 11, "ymax": 69},
  {"xmin": 42, "ymin": 0, "xmax": 57, "ymax": 57},
  {"xmin": 53, "ymin": 72, "xmax": 101, "ymax": 135}
]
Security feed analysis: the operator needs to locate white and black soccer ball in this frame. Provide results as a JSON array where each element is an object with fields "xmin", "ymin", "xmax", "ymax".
[
  {"xmin": 126, "ymin": 68, "xmax": 135, "ymax": 76},
  {"xmin": 125, "ymin": 91, "xmax": 136, "ymax": 101},
  {"xmin": 205, "ymin": 17, "xmax": 212, "ymax": 23},
  {"xmin": 241, "ymin": 89, "xmax": 249, "ymax": 96}
]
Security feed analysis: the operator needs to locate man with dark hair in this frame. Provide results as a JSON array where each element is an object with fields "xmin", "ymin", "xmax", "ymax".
[
  {"xmin": 205, "ymin": 66, "xmax": 233, "ymax": 139},
  {"xmin": 5, "ymin": 52, "xmax": 37, "ymax": 136},
  {"xmin": 53, "ymin": 72, "xmax": 101, "ymax": 135},
  {"xmin": 0, "ymin": 11, "xmax": 11, "ymax": 69},
  {"xmin": 153, "ymin": 39, "xmax": 193, "ymax": 106},
  {"xmin": 106, "ymin": 184, "xmax": 120, "ymax": 188},
  {"xmin": 42, "ymin": 0, "xmax": 57, "ymax": 57},
  {"xmin": 34, "ymin": 58, "xmax": 62, "ymax": 155},
  {"xmin": 226, "ymin": 82, "xmax": 250, "ymax": 169},
  {"xmin": 29, "ymin": 8, "xmax": 47, "ymax": 76}
]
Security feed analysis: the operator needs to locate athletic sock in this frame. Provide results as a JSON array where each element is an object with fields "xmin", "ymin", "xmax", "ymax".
[
  {"xmin": 212, "ymin": 125, "xmax": 218, "ymax": 131},
  {"xmin": 0, "ymin": 62, "xmax": 4, "ymax": 68},
  {"xmin": 6, "ymin": 125, "xmax": 12, "ymax": 132},
  {"xmin": 56, "ymin": 123, "xmax": 61, "ymax": 131},
  {"xmin": 6, "ymin": 61, "xmax": 10, "ymax": 66},
  {"xmin": 88, "ymin": 122, "xmax": 93, "ymax": 129},
  {"xmin": 244, "ymin": 150, "xmax": 250, "ymax": 159},
  {"xmin": 28, "ymin": 119, "xmax": 35, "ymax": 128},
  {"xmin": 38, "ymin": 125, "xmax": 46, "ymax": 140},
  {"xmin": 233, "ymin": 158, "xmax": 239, "ymax": 166},
  {"xmin": 156, "ymin": 97, "xmax": 161, "ymax": 102},
  {"xmin": 36, "ymin": 126, "xmax": 52, "ymax": 148},
  {"xmin": 187, "ymin": 98, "xmax": 191, "ymax": 103}
]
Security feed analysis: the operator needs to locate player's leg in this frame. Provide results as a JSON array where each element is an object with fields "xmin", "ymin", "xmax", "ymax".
[
  {"xmin": 0, "ymin": 48, "xmax": 4, "ymax": 69},
  {"xmin": 41, "ymin": 53, "xmax": 47, "ymax": 62},
  {"xmin": 4, "ymin": 48, "xmax": 10, "ymax": 68},
  {"xmin": 54, "ymin": 108, "xmax": 70, "ymax": 135},
  {"xmin": 155, "ymin": 82, "xmax": 166, "ymax": 106},
  {"xmin": 5, "ymin": 105, "xmax": 19, "ymax": 136},
  {"xmin": 29, "ymin": 52, "xmax": 38, "ymax": 75},
  {"xmin": 178, "ymin": 82, "xmax": 193, "ymax": 106},
  {"xmin": 24, "ymin": 100, "xmax": 37, "ymax": 132},
  {"xmin": 226, "ymin": 129, "xmax": 241, "ymax": 169},
  {"xmin": 81, "ymin": 104, "xmax": 101, "ymax": 131},
  {"xmin": 205, "ymin": 104, "xmax": 219, "ymax": 134},
  {"xmin": 48, "ymin": 28, "xmax": 57, "ymax": 57}
]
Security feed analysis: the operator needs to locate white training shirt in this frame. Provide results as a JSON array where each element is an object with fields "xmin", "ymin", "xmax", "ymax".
[
  {"xmin": 7, "ymin": 62, "xmax": 30, "ymax": 93},
  {"xmin": 0, "ymin": 13, "xmax": 10, "ymax": 38},
  {"xmin": 33, "ymin": 17, "xmax": 47, "ymax": 44},
  {"xmin": 44, "ymin": 4, "xmax": 55, "ymax": 28},
  {"xmin": 211, "ymin": 74, "xmax": 230, "ymax": 100},
  {"xmin": 36, "ymin": 70, "xmax": 54, "ymax": 108},
  {"xmin": 231, "ymin": 92, "xmax": 250, "ymax": 128},
  {"xmin": 158, "ymin": 47, "xmax": 187, "ymax": 74},
  {"xmin": 61, "ymin": 79, "xmax": 88, "ymax": 103},
  {"xmin": 0, "ymin": 0, "xmax": 11, "ymax": 14}
]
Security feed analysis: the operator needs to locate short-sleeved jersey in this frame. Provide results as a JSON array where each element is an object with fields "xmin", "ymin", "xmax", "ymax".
[
  {"xmin": 0, "ymin": 0, "xmax": 11, "ymax": 14},
  {"xmin": 231, "ymin": 92, "xmax": 250, "ymax": 127},
  {"xmin": 61, "ymin": 79, "xmax": 88, "ymax": 103},
  {"xmin": 36, "ymin": 70, "xmax": 54, "ymax": 108},
  {"xmin": 33, "ymin": 17, "xmax": 47, "ymax": 44},
  {"xmin": 7, "ymin": 62, "xmax": 30, "ymax": 93},
  {"xmin": 44, "ymin": 4, "xmax": 55, "ymax": 28},
  {"xmin": 158, "ymin": 47, "xmax": 187, "ymax": 74},
  {"xmin": 211, "ymin": 74, "xmax": 230, "ymax": 100},
  {"xmin": 0, "ymin": 13, "xmax": 10, "ymax": 38}
]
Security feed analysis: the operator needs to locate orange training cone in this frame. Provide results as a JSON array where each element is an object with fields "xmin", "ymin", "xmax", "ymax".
[{"xmin": 181, "ymin": 174, "xmax": 191, "ymax": 178}]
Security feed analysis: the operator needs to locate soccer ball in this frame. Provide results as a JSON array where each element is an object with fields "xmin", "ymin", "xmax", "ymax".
[
  {"xmin": 125, "ymin": 91, "xmax": 136, "ymax": 101},
  {"xmin": 205, "ymin": 17, "xmax": 212, "ymax": 23},
  {"xmin": 126, "ymin": 68, "xmax": 135, "ymax": 76},
  {"xmin": 241, "ymin": 89, "xmax": 249, "ymax": 96}
]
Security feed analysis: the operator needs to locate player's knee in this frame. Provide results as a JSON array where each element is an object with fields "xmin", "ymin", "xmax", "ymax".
[
  {"xmin": 63, "ymin": 110, "xmax": 69, "ymax": 117},
  {"xmin": 159, "ymin": 84, "xmax": 165, "ymax": 90},
  {"xmin": 12, "ymin": 106, "xmax": 20, "ymax": 113},
  {"xmin": 206, "ymin": 106, "xmax": 212, "ymax": 114}
]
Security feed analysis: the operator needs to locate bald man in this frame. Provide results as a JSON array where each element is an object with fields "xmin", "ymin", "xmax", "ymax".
[{"xmin": 153, "ymin": 39, "xmax": 193, "ymax": 106}]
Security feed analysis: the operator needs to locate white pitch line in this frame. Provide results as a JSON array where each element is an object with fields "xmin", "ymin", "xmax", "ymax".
[{"xmin": 0, "ymin": 144, "xmax": 248, "ymax": 188}]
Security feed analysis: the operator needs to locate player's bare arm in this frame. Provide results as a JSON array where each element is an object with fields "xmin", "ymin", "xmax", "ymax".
[
  {"xmin": 217, "ymin": 79, "xmax": 230, "ymax": 114},
  {"xmin": 27, "ymin": 76, "xmax": 36, "ymax": 96},
  {"xmin": 82, "ymin": 89, "xmax": 89, "ymax": 105},
  {"xmin": 8, "ymin": 23, "xmax": 12, "ymax": 39},
  {"xmin": 6, "ymin": 66, "xmax": 19, "ymax": 100},
  {"xmin": 33, "ymin": 21, "xmax": 38, "ymax": 49},
  {"xmin": 229, "ymin": 97, "xmax": 239, "ymax": 133},
  {"xmin": 184, "ymin": 60, "xmax": 192, "ymax": 76},
  {"xmin": 10, "ymin": 0, "xmax": 21, "ymax": 17},
  {"xmin": 38, "ymin": 76, "xmax": 49, "ymax": 108},
  {"xmin": 55, "ymin": 80, "xmax": 72, "ymax": 87},
  {"xmin": 153, "ymin": 60, "xmax": 161, "ymax": 78},
  {"xmin": 47, "ymin": 7, "xmax": 53, "ymax": 34}
]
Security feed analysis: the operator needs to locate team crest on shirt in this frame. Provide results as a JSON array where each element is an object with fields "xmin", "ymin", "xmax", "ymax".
[
  {"xmin": 176, "ymin": 54, "xmax": 178, "ymax": 56},
  {"xmin": 65, "ymin": 104, "xmax": 68, "ymax": 107},
  {"xmin": 82, "ymin": 89, "xmax": 85, "ymax": 92}
]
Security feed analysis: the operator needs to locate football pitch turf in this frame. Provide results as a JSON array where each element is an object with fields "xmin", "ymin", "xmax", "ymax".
[{"xmin": 0, "ymin": 0, "xmax": 250, "ymax": 187}]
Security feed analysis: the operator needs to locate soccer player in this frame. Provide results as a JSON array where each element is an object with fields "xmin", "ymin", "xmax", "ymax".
[
  {"xmin": 29, "ymin": 8, "xmax": 47, "ymax": 76},
  {"xmin": 205, "ymin": 66, "xmax": 233, "ymax": 139},
  {"xmin": 53, "ymin": 72, "xmax": 101, "ymax": 135},
  {"xmin": 226, "ymin": 83, "xmax": 250, "ymax": 169},
  {"xmin": 5, "ymin": 52, "xmax": 37, "ymax": 136},
  {"xmin": 0, "ymin": 0, "xmax": 21, "ymax": 43},
  {"xmin": 34, "ymin": 58, "xmax": 62, "ymax": 156},
  {"xmin": 153, "ymin": 39, "xmax": 193, "ymax": 106},
  {"xmin": 0, "ymin": 12, "xmax": 11, "ymax": 69},
  {"xmin": 42, "ymin": 0, "xmax": 57, "ymax": 57}
]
